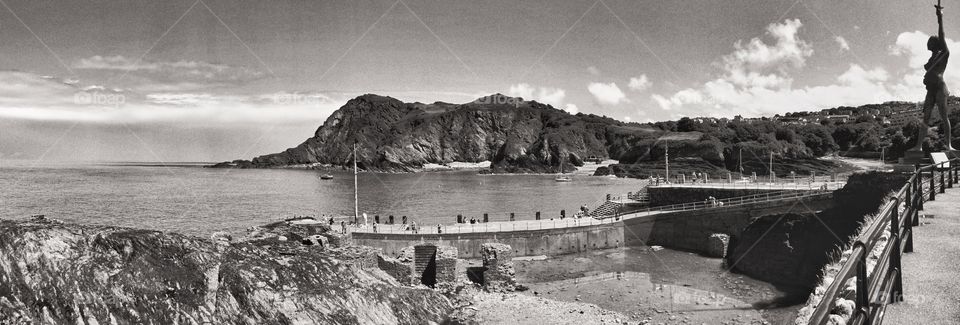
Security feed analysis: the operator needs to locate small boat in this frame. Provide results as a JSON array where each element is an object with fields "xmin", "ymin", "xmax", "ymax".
[
  {"xmin": 319, "ymin": 174, "xmax": 334, "ymax": 180},
  {"xmin": 555, "ymin": 159, "xmax": 573, "ymax": 182}
]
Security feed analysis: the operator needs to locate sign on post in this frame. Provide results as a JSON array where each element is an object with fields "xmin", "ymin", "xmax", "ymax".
[{"xmin": 931, "ymin": 152, "xmax": 951, "ymax": 169}]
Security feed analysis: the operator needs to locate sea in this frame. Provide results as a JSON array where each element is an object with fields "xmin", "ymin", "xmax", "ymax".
[{"xmin": 0, "ymin": 161, "xmax": 645, "ymax": 237}]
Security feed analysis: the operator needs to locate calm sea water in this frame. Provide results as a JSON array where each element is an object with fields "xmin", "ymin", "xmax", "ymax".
[{"xmin": 0, "ymin": 161, "xmax": 644, "ymax": 237}]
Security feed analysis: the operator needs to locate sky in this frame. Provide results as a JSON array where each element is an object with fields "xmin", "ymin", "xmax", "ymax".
[{"xmin": 0, "ymin": 0, "xmax": 956, "ymax": 161}]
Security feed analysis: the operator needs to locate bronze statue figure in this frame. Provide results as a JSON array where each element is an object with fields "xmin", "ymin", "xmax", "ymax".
[{"xmin": 915, "ymin": 2, "xmax": 955, "ymax": 151}]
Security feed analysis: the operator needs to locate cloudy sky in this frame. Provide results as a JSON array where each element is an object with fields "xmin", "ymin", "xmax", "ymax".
[{"xmin": 0, "ymin": 0, "xmax": 955, "ymax": 161}]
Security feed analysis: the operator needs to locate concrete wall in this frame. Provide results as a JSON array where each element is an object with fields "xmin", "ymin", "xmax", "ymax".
[
  {"xmin": 647, "ymin": 187, "xmax": 810, "ymax": 207},
  {"xmin": 623, "ymin": 193, "xmax": 834, "ymax": 254},
  {"xmin": 356, "ymin": 192, "xmax": 835, "ymax": 258},
  {"xmin": 353, "ymin": 222, "xmax": 624, "ymax": 258}
]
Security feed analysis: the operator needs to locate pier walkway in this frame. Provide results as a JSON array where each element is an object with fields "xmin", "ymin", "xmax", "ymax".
[
  {"xmin": 884, "ymin": 188, "xmax": 960, "ymax": 324},
  {"xmin": 351, "ymin": 188, "xmax": 833, "ymax": 235}
]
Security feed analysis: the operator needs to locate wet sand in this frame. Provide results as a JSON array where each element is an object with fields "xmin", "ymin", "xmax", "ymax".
[{"xmin": 488, "ymin": 246, "xmax": 803, "ymax": 324}]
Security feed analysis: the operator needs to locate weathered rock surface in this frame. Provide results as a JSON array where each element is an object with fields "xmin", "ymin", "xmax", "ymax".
[
  {"xmin": 0, "ymin": 218, "xmax": 452, "ymax": 324},
  {"xmin": 480, "ymin": 243, "xmax": 517, "ymax": 292},
  {"xmin": 214, "ymin": 94, "xmax": 660, "ymax": 173}
]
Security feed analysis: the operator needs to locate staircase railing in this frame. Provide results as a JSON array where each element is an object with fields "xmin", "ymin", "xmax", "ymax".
[{"xmin": 807, "ymin": 157, "xmax": 960, "ymax": 325}]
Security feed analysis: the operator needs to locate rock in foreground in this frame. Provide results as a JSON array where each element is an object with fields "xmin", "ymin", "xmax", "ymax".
[{"xmin": 0, "ymin": 218, "xmax": 452, "ymax": 324}]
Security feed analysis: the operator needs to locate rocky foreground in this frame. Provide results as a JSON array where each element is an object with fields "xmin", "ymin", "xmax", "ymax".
[{"xmin": 0, "ymin": 217, "xmax": 452, "ymax": 324}]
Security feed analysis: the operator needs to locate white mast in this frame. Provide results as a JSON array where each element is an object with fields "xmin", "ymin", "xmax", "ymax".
[
  {"xmin": 353, "ymin": 143, "xmax": 358, "ymax": 221},
  {"xmin": 738, "ymin": 147, "xmax": 742, "ymax": 175},
  {"xmin": 769, "ymin": 151, "xmax": 773, "ymax": 182},
  {"xmin": 665, "ymin": 141, "xmax": 670, "ymax": 183}
]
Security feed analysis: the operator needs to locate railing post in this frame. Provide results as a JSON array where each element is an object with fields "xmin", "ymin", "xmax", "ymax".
[
  {"xmin": 947, "ymin": 162, "xmax": 953, "ymax": 188},
  {"xmin": 950, "ymin": 161, "xmax": 960, "ymax": 183},
  {"xmin": 906, "ymin": 187, "xmax": 916, "ymax": 252},
  {"xmin": 906, "ymin": 179, "xmax": 912, "ymax": 212},
  {"xmin": 890, "ymin": 198, "xmax": 904, "ymax": 302},
  {"xmin": 950, "ymin": 161, "xmax": 960, "ymax": 184},
  {"xmin": 916, "ymin": 165, "xmax": 924, "ymax": 211},
  {"xmin": 930, "ymin": 168, "xmax": 937, "ymax": 201},
  {"xmin": 854, "ymin": 243, "xmax": 870, "ymax": 320},
  {"xmin": 941, "ymin": 165, "xmax": 947, "ymax": 193}
]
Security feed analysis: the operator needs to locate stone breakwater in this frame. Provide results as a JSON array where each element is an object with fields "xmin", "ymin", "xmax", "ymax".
[{"xmin": 0, "ymin": 217, "xmax": 452, "ymax": 324}]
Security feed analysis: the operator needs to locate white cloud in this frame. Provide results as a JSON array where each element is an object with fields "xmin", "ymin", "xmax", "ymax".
[
  {"xmin": 651, "ymin": 89, "xmax": 703, "ymax": 111},
  {"xmin": 564, "ymin": 103, "xmax": 579, "ymax": 114},
  {"xmin": 73, "ymin": 55, "xmax": 265, "ymax": 92},
  {"xmin": 835, "ymin": 36, "xmax": 850, "ymax": 51},
  {"xmin": 646, "ymin": 19, "xmax": 931, "ymax": 117},
  {"xmin": 623, "ymin": 116, "xmax": 631, "ymax": 122},
  {"xmin": 587, "ymin": 66, "xmax": 601, "ymax": 76},
  {"xmin": 628, "ymin": 75, "xmax": 652, "ymax": 92},
  {"xmin": 507, "ymin": 83, "xmax": 567, "ymax": 107},
  {"xmin": 537, "ymin": 87, "xmax": 566, "ymax": 107},
  {"xmin": 587, "ymin": 82, "xmax": 627, "ymax": 106},
  {"xmin": 0, "ymin": 70, "xmax": 342, "ymax": 125},
  {"xmin": 720, "ymin": 18, "xmax": 812, "ymax": 89},
  {"xmin": 508, "ymin": 83, "xmax": 535, "ymax": 99}
]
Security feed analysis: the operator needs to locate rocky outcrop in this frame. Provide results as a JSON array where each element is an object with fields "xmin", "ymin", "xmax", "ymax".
[
  {"xmin": 214, "ymin": 94, "xmax": 660, "ymax": 173},
  {"xmin": 0, "ymin": 218, "xmax": 452, "ymax": 324}
]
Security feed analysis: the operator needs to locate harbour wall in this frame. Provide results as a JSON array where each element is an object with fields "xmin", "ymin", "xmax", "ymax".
[
  {"xmin": 353, "ymin": 222, "xmax": 624, "ymax": 258},
  {"xmin": 355, "ymin": 187, "xmax": 835, "ymax": 258},
  {"xmin": 622, "ymin": 192, "xmax": 835, "ymax": 253}
]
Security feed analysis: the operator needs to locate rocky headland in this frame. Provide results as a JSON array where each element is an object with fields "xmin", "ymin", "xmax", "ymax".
[{"xmin": 212, "ymin": 94, "xmax": 662, "ymax": 173}]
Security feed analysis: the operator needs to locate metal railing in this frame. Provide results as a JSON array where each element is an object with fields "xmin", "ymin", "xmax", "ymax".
[
  {"xmin": 614, "ymin": 188, "xmax": 833, "ymax": 219},
  {"xmin": 354, "ymin": 188, "xmax": 834, "ymax": 235},
  {"xmin": 650, "ymin": 178, "xmax": 848, "ymax": 191},
  {"xmin": 807, "ymin": 157, "xmax": 960, "ymax": 325}
]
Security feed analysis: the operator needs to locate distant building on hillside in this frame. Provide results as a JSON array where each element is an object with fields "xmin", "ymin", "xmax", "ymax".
[
  {"xmin": 776, "ymin": 116, "xmax": 807, "ymax": 125},
  {"xmin": 826, "ymin": 115, "xmax": 851, "ymax": 123},
  {"xmin": 887, "ymin": 106, "xmax": 922, "ymax": 127}
]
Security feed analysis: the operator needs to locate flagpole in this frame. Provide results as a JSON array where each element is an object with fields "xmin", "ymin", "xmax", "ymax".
[{"xmin": 353, "ymin": 143, "xmax": 359, "ymax": 222}]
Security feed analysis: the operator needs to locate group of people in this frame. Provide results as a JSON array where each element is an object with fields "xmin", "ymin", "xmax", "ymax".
[
  {"xmin": 704, "ymin": 196, "xmax": 724, "ymax": 207},
  {"xmin": 456, "ymin": 214, "xmax": 488, "ymax": 224}
]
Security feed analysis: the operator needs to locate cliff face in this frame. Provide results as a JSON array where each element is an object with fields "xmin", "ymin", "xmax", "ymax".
[
  {"xmin": 0, "ymin": 218, "xmax": 452, "ymax": 324},
  {"xmin": 216, "ymin": 94, "xmax": 658, "ymax": 172}
]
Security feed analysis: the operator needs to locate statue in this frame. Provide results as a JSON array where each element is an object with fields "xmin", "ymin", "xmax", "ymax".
[{"xmin": 914, "ymin": 1, "xmax": 956, "ymax": 151}]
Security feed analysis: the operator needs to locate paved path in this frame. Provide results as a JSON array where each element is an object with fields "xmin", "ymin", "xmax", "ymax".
[
  {"xmin": 351, "ymin": 215, "xmax": 624, "ymax": 235},
  {"xmin": 885, "ymin": 189, "xmax": 960, "ymax": 325}
]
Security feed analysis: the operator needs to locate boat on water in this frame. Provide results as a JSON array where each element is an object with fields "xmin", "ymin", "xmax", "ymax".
[
  {"xmin": 319, "ymin": 174, "xmax": 334, "ymax": 180},
  {"xmin": 555, "ymin": 159, "xmax": 573, "ymax": 182}
]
